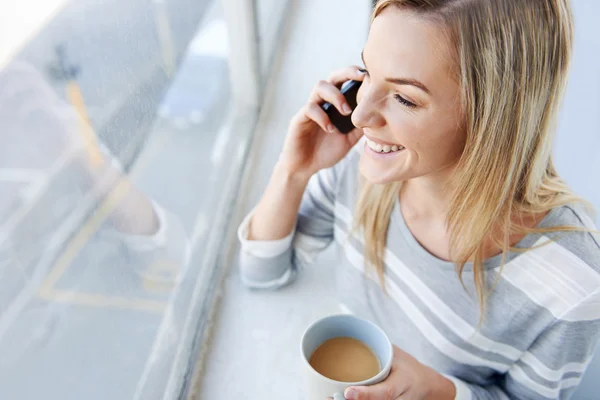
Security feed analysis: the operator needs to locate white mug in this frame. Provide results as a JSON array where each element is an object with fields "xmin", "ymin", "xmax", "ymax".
[{"xmin": 300, "ymin": 314, "xmax": 394, "ymax": 400}]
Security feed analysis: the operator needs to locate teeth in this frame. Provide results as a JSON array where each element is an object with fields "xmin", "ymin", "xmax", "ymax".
[{"xmin": 366, "ymin": 138, "xmax": 404, "ymax": 153}]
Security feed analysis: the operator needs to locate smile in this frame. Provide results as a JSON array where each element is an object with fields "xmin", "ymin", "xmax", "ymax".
[{"xmin": 365, "ymin": 137, "xmax": 405, "ymax": 153}]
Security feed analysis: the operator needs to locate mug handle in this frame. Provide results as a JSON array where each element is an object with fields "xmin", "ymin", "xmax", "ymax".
[{"xmin": 333, "ymin": 393, "xmax": 346, "ymax": 400}]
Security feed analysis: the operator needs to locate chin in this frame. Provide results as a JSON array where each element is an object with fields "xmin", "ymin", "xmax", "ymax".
[{"xmin": 358, "ymin": 155, "xmax": 406, "ymax": 185}]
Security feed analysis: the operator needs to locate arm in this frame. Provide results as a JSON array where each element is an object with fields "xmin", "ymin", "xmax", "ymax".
[
  {"xmin": 83, "ymin": 157, "xmax": 160, "ymax": 235},
  {"xmin": 248, "ymin": 67, "xmax": 366, "ymax": 241},
  {"xmin": 500, "ymin": 288, "xmax": 600, "ymax": 399},
  {"xmin": 247, "ymin": 161, "xmax": 310, "ymax": 242},
  {"xmin": 65, "ymin": 96, "xmax": 191, "ymax": 272},
  {"xmin": 238, "ymin": 66, "xmax": 366, "ymax": 288},
  {"xmin": 82, "ymin": 153, "xmax": 191, "ymax": 276},
  {"xmin": 0, "ymin": 60, "xmax": 162, "ymax": 237},
  {"xmin": 0, "ymin": 60, "xmax": 189, "ymax": 278},
  {"xmin": 239, "ymin": 161, "xmax": 345, "ymax": 288}
]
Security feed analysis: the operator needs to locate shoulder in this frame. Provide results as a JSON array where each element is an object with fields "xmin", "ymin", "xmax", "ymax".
[
  {"xmin": 543, "ymin": 203, "xmax": 600, "ymax": 271},
  {"xmin": 505, "ymin": 203, "xmax": 600, "ymax": 321}
]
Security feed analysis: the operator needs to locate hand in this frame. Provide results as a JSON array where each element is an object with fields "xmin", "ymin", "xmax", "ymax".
[
  {"xmin": 342, "ymin": 346, "xmax": 456, "ymax": 400},
  {"xmin": 278, "ymin": 66, "xmax": 366, "ymax": 181}
]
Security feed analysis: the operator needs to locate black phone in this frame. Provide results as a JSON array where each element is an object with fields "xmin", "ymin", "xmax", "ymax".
[{"xmin": 321, "ymin": 80, "xmax": 362, "ymax": 134}]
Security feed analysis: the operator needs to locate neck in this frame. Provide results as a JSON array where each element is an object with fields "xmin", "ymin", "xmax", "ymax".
[{"xmin": 400, "ymin": 168, "xmax": 456, "ymax": 219}]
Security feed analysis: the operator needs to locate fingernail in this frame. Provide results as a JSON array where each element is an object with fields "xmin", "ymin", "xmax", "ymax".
[
  {"xmin": 342, "ymin": 104, "xmax": 352, "ymax": 115},
  {"xmin": 345, "ymin": 388, "xmax": 357, "ymax": 399},
  {"xmin": 327, "ymin": 124, "xmax": 335, "ymax": 132}
]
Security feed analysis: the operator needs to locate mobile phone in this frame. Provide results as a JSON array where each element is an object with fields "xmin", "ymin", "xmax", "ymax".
[{"xmin": 321, "ymin": 80, "xmax": 362, "ymax": 134}]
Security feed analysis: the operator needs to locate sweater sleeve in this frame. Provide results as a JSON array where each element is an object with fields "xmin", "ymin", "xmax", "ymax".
[
  {"xmin": 501, "ymin": 287, "xmax": 600, "ymax": 399},
  {"xmin": 445, "ymin": 288, "xmax": 600, "ymax": 400},
  {"xmin": 237, "ymin": 158, "xmax": 346, "ymax": 289},
  {"xmin": 108, "ymin": 201, "xmax": 191, "ymax": 282}
]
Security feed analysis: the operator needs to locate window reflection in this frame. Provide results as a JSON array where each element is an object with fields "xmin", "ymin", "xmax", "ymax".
[
  {"xmin": 0, "ymin": 0, "xmax": 285, "ymax": 396},
  {"xmin": 0, "ymin": 60, "xmax": 190, "ymax": 398}
]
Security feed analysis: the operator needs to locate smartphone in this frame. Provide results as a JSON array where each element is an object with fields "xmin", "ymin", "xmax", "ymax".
[{"xmin": 321, "ymin": 80, "xmax": 362, "ymax": 134}]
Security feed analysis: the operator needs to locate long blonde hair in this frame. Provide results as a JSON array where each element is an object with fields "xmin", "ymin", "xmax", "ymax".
[{"xmin": 356, "ymin": 0, "xmax": 585, "ymax": 319}]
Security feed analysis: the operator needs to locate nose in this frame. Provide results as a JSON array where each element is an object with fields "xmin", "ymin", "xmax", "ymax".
[{"xmin": 351, "ymin": 84, "xmax": 385, "ymax": 129}]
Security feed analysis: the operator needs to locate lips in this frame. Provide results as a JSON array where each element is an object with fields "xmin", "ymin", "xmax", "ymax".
[{"xmin": 365, "ymin": 137, "xmax": 405, "ymax": 153}]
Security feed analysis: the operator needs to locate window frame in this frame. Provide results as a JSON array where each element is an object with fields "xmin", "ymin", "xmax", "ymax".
[{"xmin": 153, "ymin": 1, "xmax": 292, "ymax": 398}]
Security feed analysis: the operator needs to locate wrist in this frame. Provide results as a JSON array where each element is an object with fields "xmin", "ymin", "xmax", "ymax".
[{"xmin": 273, "ymin": 160, "xmax": 313, "ymax": 187}]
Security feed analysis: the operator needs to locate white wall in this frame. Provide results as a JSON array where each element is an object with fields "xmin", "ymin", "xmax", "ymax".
[
  {"xmin": 560, "ymin": 3, "xmax": 600, "ymax": 398},
  {"xmin": 555, "ymin": 0, "xmax": 600, "ymax": 221}
]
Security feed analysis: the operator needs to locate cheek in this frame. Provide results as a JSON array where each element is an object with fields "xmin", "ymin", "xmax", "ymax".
[
  {"xmin": 385, "ymin": 113, "xmax": 422, "ymax": 148},
  {"xmin": 387, "ymin": 113, "xmax": 465, "ymax": 162}
]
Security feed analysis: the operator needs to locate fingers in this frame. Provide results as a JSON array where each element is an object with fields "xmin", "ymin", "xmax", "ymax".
[
  {"xmin": 308, "ymin": 66, "xmax": 365, "ymax": 116},
  {"xmin": 297, "ymin": 66, "xmax": 366, "ymax": 134},
  {"xmin": 344, "ymin": 382, "xmax": 401, "ymax": 400},
  {"xmin": 303, "ymin": 102, "xmax": 337, "ymax": 133},
  {"xmin": 309, "ymin": 79, "xmax": 353, "ymax": 117},
  {"xmin": 327, "ymin": 65, "xmax": 366, "ymax": 86}
]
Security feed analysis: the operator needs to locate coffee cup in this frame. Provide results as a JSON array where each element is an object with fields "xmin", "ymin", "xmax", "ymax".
[{"xmin": 300, "ymin": 314, "xmax": 393, "ymax": 400}]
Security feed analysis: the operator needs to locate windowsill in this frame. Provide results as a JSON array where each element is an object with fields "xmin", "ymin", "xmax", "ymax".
[{"xmin": 196, "ymin": 0, "xmax": 370, "ymax": 397}]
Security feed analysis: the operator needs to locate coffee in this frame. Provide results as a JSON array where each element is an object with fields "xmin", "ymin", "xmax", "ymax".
[{"xmin": 308, "ymin": 337, "xmax": 381, "ymax": 382}]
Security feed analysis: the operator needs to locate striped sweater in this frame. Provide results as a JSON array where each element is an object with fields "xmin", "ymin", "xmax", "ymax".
[{"xmin": 238, "ymin": 143, "xmax": 600, "ymax": 399}]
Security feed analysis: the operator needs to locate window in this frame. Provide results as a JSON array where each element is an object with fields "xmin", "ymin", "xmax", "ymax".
[{"xmin": 0, "ymin": 0, "xmax": 289, "ymax": 398}]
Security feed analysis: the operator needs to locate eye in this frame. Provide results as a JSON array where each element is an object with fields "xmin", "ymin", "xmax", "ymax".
[
  {"xmin": 358, "ymin": 67, "xmax": 369, "ymax": 77},
  {"xmin": 394, "ymin": 94, "xmax": 417, "ymax": 108}
]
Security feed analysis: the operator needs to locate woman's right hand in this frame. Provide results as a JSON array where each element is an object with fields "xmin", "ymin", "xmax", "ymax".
[{"xmin": 278, "ymin": 66, "xmax": 366, "ymax": 181}]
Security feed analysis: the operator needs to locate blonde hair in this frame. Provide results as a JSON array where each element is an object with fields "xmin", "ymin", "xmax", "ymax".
[{"xmin": 356, "ymin": 0, "xmax": 586, "ymax": 320}]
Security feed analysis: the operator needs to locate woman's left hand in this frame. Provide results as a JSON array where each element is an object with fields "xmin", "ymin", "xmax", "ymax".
[{"xmin": 342, "ymin": 346, "xmax": 456, "ymax": 400}]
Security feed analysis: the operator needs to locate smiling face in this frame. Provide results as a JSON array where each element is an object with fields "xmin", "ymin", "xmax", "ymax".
[{"xmin": 352, "ymin": 7, "xmax": 466, "ymax": 185}]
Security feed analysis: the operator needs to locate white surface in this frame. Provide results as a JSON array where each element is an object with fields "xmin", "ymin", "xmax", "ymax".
[
  {"xmin": 565, "ymin": 3, "xmax": 600, "ymax": 398},
  {"xmin": 554, "ymin": 0, "xmax": 600, "ymax": 223},
  {"xmin": 199, "ymin": 0, "xmax": 600, "ymax": 398}
]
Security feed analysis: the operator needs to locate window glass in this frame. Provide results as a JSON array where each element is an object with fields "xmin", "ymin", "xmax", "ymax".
[{"xmin": 0, "ymin": 0, "xmax": 282, "ymax": 397}]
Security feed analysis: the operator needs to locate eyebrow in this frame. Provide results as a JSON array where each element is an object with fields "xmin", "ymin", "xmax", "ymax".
[{"xmin": 361, "ymin": 51, "xmax": 431, "ymax": 95}]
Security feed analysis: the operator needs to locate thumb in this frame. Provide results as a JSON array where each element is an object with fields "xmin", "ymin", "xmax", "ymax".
[{"xmin": 344, "ymin": 383, "xmax": 399, "ymax": 400}]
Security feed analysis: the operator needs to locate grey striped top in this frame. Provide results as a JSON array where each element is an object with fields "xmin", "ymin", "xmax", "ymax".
[{"xmin": 238, "ymin": 143, "xmax": 600, "ymax": 399}]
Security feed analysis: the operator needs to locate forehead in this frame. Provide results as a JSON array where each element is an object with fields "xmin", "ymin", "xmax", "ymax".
[{"xmin": 365, "ymin": 8, "xmax": 457, "ymax": 87}]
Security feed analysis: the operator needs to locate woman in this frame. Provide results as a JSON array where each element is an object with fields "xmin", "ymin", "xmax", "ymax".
[{"xmin": 239, "ymin": 0, "xmax": 600, "ymax": 399}]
